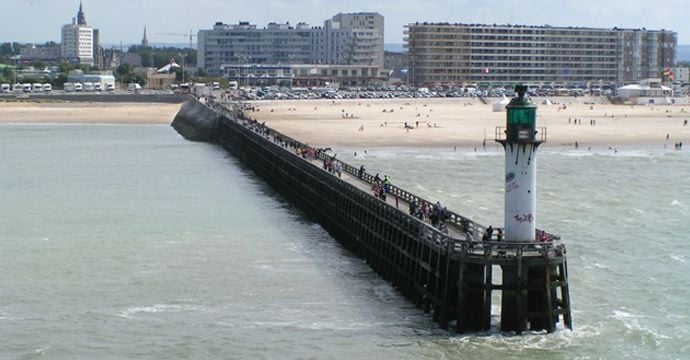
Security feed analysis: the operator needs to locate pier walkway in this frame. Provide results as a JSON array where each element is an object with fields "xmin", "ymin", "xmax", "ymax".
[
  {"xmin": 198, "ymin": 99, "xmax": 572, "ymax": 333},
  {"xmin": 211, "ymin": 100, "xmax": 556, "ymax": 246}
]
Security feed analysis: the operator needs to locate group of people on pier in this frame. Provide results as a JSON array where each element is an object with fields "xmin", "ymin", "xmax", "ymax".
[
  {"xmin": 370, "ymin": 173, "xmax": 392, "ymax": 201},
  {"xmin": 409, "ymin": 199, "xmax": 450, "ymax": 234},
  {"xmin": 322, "ymin": 156, "xmax": 343, "ymax": 177}
]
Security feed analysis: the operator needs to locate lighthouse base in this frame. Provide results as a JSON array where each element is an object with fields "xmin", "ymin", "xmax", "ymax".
[{"xmin": 500, "ymin": 255, "xmax": 569, "ymax": 334}]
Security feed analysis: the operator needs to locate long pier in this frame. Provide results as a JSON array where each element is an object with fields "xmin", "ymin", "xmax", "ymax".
[{"xmin": 172, "ymin": 99, "xmax": 572, "ymax": 334}]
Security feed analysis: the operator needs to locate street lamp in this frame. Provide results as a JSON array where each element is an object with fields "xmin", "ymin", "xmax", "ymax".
[
  {"xmin": 11, "ymin": 55, "xmax": 20, "ymax": 86},
  {"xmin": 178, "ymin": 53, "xmax": 186, "ymax": 84}
]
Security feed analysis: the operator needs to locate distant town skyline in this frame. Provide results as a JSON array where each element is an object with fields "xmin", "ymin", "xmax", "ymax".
[{"xmin": 2, "ymin": 0, "xmax": 689, "ymax": 45}]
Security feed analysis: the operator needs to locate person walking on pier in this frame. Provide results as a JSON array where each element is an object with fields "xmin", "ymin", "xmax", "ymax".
[
  {"xmin": 409, "ymin": 199, "xmax": 418, "ymax": 216},
  {"xmin": 421, "ymin": 202, "xmax": 430, "ymax": 221},
  {"xmin": 358, "ymin": 165, "xmax": 365, "ymax": 179},
  {"xmin": 371, "ymin": 182, "xmax": 380, "ymax": 197},
  {"xmin": 379, "ymin": 186, "xmax": 386, "ymax": 201},
  {"xmin": 539, "ymin": 230, "xmax": 548, "ymax": 242},
  {"xmin": 482, "ymin": 225, "xmax": 494, "ymax": 241},
  {"xmin": 430, "ymin": 210, "xmax": 440, "ymax": 227},
  {"xmin": 334, "ymin": 161, "xmax": 342, "ymax": 178},
  {"xmin": 383, "ymin": 175, "xmax": 392, "ymax": 193}
]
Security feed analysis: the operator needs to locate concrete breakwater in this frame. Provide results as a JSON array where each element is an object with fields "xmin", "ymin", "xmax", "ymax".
[{"xmin": 171, "ymin": 99, "xmax": 572, "ymax": 334}]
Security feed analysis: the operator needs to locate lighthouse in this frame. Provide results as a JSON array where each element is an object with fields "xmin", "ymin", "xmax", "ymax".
[
  {"xmin": 496, "ymin": 85, "xmax": 553, "ymax": 333},
  {"xmin": 497, "ymin": 85, "xmax": 543, "ymax": 242}
]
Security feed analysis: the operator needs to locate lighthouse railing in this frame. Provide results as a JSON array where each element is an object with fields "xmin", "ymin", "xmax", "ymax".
[{"xmin": 495, "ymin": 126, "xmax": 548, "ymax": 142}]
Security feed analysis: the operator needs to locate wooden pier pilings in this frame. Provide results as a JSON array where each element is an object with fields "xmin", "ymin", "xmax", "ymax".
[{"xmin": 171, "ymin": 99, "xmax": 572, "ymax": 334}]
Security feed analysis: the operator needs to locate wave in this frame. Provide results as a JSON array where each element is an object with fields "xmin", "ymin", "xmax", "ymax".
[
  {"xmin": 609, "ymin": 310, "xmax": 671, "ymax": 347},
  {"xmin": 117, "ymin": 303, "xmax": 201, "ymax": 319},
  {"xmin": 670, "ymin": 254, "xmax": 686, "ymax": 263}
]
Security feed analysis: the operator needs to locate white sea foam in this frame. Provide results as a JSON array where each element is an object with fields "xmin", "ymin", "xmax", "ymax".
[{"xmin": 118, "ymin": 304, "xmax": 199, "ymax": 319}]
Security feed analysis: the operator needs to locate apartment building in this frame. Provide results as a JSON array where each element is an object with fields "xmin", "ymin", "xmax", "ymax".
[
  {"xmin": 20, "ymin": 43, "xmax": 62, "ymax": 63},
  {"xmin": 404, "ymin": 22, "xmax": 676, "ymax": 86},
  {"xmin": 197, "ymin": 12, "xmax": 384, "ymax": 77},
  {"xmin": 61, "ymin": 2, "xmax": 97, "ymax": 66}
]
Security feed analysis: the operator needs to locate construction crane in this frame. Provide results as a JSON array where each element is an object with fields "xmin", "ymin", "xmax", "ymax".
[{"xmin": 155, "ymin": 29, "xmax": 197, "ymax": 49}]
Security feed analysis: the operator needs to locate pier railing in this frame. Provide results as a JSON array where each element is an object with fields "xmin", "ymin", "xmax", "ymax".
[
  {"xmin": 202, "ymin": 99, "xmax": 571, "ymax": 333},
  {"xmin": 209, "ymin": 100, "xmax": 562, "ymax": 253}
]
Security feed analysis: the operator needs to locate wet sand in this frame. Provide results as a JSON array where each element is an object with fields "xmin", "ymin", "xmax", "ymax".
[{"xmin": 0, "ymin": 101, "xmax": 181, "ymax": 124}]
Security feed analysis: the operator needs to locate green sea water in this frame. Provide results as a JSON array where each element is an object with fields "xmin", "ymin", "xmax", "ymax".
[{"xmin": 1, "ymin": 124, "xmax": 688, "ymax": 359}]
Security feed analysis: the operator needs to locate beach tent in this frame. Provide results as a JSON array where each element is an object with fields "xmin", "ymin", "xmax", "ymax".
[
  {"xmin": 157, "ymin": 60, "xmax": 181, "ymax": 73},
  {"xmin": 541, "ymin": 99, "xmax": 553, "ymax": 105}
]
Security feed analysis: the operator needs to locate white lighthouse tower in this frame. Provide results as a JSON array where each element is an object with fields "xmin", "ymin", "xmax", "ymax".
[{"xmin": 497, "ymin": 85, "xmax": 543, "ymax": 241}]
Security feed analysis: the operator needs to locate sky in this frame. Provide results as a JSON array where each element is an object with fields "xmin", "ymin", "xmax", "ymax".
[{"xmin": 1, "ymin": 0, "xmax": 687, "ymax": 46}]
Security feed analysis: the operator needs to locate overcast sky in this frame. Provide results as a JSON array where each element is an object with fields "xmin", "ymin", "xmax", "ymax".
[{"xmin": 1, "ymin": 0, "xmax": 686, "ymax": 45}]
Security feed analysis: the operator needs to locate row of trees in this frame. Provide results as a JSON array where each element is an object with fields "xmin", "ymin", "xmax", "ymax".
[
  {"xmin": 128, "ymin": 46, "xmax": 196, "ymax": 69},
  {"xmin": 0, "ymin": 41, "xmax": 218, "ymax": 88}
]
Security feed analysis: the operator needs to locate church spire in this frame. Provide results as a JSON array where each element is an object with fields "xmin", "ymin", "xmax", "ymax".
[
  {"xmin": 142, "ymin": 26, "xmax": 150, "ymax": 47},
  {"xmin": 77, "ymin": 1, "xmax": 87, "ymax": 26}
]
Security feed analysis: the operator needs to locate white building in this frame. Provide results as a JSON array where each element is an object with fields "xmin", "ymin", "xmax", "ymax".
[
  {"xmin": 326, "ymin": 13, "xmax": 384, "ymax": 69},
  {"xmin": 198, "ymin": 12, "xmax": 384, "ymax": 77},
  {"xmin": 616, "ymin": 78, "xmax": 676, "ymax": 105},
  {"xmin": 61, "ymin": 2, "xmax": 94, "ymax": 65}
]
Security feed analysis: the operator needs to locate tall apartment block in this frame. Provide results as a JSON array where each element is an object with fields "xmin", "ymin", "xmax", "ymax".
[
  {"xmin": 197, "ymin": 12, "xmax": 384, "ymax": 76},
  {"xmin": 404, "ymin": 22, "xmax": 677, "ymax": 85},
  {"xmin": 61, "ymin": 1, "xmax": 98, "ymax": 66}
]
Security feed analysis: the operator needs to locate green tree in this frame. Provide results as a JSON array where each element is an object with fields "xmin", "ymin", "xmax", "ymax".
[
  {"xmin": 0, "ymin": 42, "xmax": 21, "ymax": 57},
  {"xmin": 31, "ymin": 61, "xmax": 46, "ymax": 69},
  {"xmin": 52, "ymin": 73, "xmax": 68, "ymax": 88},
  {"xmin": 140, "ymin": 49, "xmax": 153, "ymax": 67},
  {"xmin": 173, "ymin": 66, "xmax": 184, "ymax": 82},
  {"xmin": 0, "ymin": 67, "xmax": 14, "ymax": 83}
]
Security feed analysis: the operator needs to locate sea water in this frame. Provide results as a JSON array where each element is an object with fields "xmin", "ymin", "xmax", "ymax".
[{"xmin": 1, "ymin": 124, "xmax": 688, "ymax": 359}]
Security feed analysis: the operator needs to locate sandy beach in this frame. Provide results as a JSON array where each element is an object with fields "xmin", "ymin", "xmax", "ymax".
[
  {"xmin": 2, "ymin": 97, "xmax": 689, "ymax": 149},
  {"xmin": 247, "ymin": 97, "xmax": 690, "ymax": 149},
  {"xmin": 0, "ymin": 101, "xmax": 181, "ymax": 124}
]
